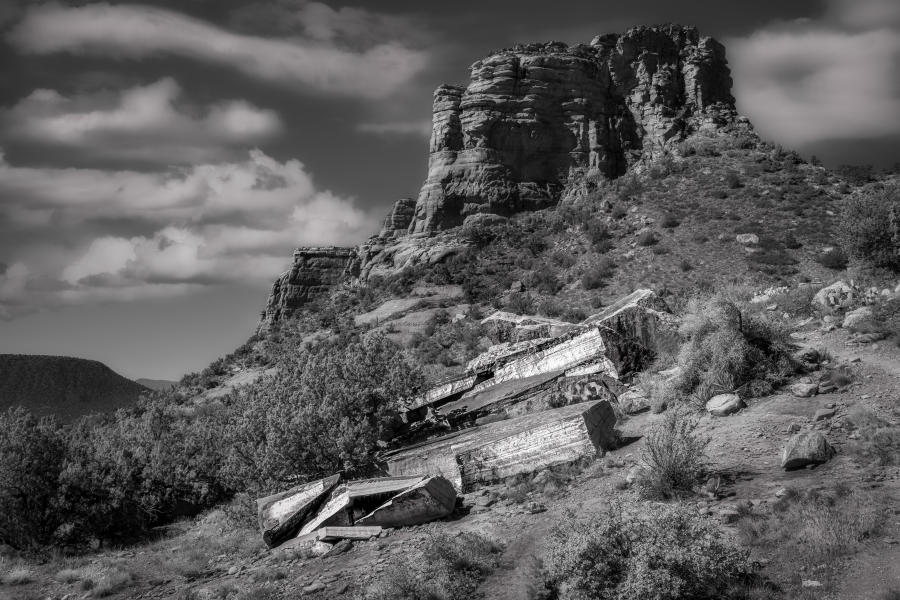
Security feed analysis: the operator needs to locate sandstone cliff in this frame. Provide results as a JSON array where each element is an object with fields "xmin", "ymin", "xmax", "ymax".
[
  {"xmin": 259, "ymin": 25, "xmax": 746, "ymax": 328},
  {"xmin": 411, "ymin": 24, "xmax": 737, "ymax": 233}
]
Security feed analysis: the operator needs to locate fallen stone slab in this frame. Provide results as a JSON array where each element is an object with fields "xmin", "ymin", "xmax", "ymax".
[
  {"xmin": 481, "ymin": 311, "xmax": 576, "ymax": 342},
  {"xmin": 256, "ymin": 474, "xmax": 341, "ymax": 548},
  {"xmin": 298, "ymin": 476, "xmax": 438, "ymax": 536},
  {"xmin": 491, "ymin": 327, "xmax": 615, "ymax": 385},
  {"xmin": 437, "ymin": 370, "xmax": 565, "ymax": 422},
  {"xmin": 384, "ymin": 400, "xmax": 616, "ymax": 491},
  {"xmin": 295, "ymin": 526, "xmax": 383, "ymax": 545},
  {"xmin": 582, "ymin": 289, "xmax": 675, "ymax": 359},
  {"xmin": 356, "ymin": 476, "xmax": 456, "ymax": 528},
  {"xmin": 405, "ymin": 373, "xmax": 479, "ymax": 414},
  {"xmin": 465, "ymin": 338, "xmax": 555, "ymax": 375},
  {"xmin": 781, "ymin": 431, "xmax": 836, "ymax": 470}
]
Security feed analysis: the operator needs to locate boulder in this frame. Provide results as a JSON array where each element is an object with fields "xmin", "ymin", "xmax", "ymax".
[
  {"xmin": 617, "ymin": 389, "xmax": 651, "ymax": 414},
  {"xmin": 842, "ymin": 306, "xmax": 873, "ymax": 330},
  {"xmin": 781, "ymin": 431, "xmax": 836, "ymax": 470},
  {"xmin": 705, "ymin": 393, "xmax": 744, "ymax": 417},
  {"xmin": 790, "ymin": 382, "xmax": 819, "ymax": 398},
  {"xmin": 813, "ymin": 281, "xmax": 856, "ymax": 310},
  {"xmin": 813, "ymin": 408, "xmax": 836, "ymax": 421}
]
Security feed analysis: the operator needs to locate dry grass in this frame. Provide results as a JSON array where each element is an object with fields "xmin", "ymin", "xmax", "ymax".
[
  {"xmin": 2, "ymin": 565, "xmax": 34, "ymax": 585},
  {"xmin": 845, "ymin": 407, "xmax": 900, "ymax": 465},
  {"xmin": 636, "ymin": 408, "xmax": 709, "ymax": 500},
  {"xmin": 737, "ymin": 484, "xmax": 886, "ymax": 566}
]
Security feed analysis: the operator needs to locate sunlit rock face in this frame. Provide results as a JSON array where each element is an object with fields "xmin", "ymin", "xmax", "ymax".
[{"xmin": 410, "ymin": 24, "xmax": 736, "ymax": 232}]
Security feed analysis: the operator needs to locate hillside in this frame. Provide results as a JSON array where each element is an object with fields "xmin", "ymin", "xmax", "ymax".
[{"xmin": 0, "ymin": 354, "xmax": 148, "ymax": 420}]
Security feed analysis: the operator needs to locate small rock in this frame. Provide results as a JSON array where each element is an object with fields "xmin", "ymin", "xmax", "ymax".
[
  {"xmin": 228, "ymin": 566, "xmax": 240, "ymax": 575},
  {"xmin": 801, "ymin": 580, "xmax": 823, "ymax": 588},
  {"xmin": 842, "ymin": 306, "xmax": 873, "ymax": 330},
  {"xmin": 303, "ymin": 581, "xmax": 327, "ymax": 593},
  {"xmin": 736, "ymin": 233, "xmax": 759, "ymax": 245},
  {"xmin": 617, "ymin": 390, "xmax": 651, "ymax": 414},
  {"xmin": 781, "ymin": 431, "xmax": 836, "ymax": 470},
  {"xmin": 814, "ymin": 408, "xmax": 836, "ymax": 421},
  {"xmin": 791, "ymin": 382, "xmax": 819, "ymax": 398},
  {"xmin": 706, "ymin": 393, "xmax": 745, "ymax": 417}
]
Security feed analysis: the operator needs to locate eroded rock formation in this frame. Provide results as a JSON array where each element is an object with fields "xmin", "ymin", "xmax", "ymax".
[{"xmin": 411, "ymin": 25, "xmax": 737, "ymax": 232}]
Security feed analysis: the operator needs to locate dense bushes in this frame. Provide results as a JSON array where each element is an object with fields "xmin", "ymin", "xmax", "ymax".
[
  {"xmin": 222, "ymin": 334, "xmax": 423, "ymax": 490},
  {"xmin": 365, "ymin": 532, "xmax": 502, "ymax": 600},
  {"xmin": 839, "ymin": 187, "xmax": 900, "ymax": 271},
  {"xmin": 666, "ymin": 294, "xmax": 796, "ymax": 404},
  {"xmin": 543, "ymin": 503, "xmax": 755, "ymax": 600},
  {"xmin": 0, "ymin": 409, "xmax": 66, "ymax": 548},
  {"xmin": 0, "ymin": 335, "xmax": 422, "ymax": 549}
]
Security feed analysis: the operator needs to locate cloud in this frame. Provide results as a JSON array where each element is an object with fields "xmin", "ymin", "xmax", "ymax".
[
  {"xmin": 0, "ymin": 149, "xmax": 378, "ymax": 319},
  {"xmin": 3, "ymin": 78, "xmax": 283, "ymax": 164},
  {"xmin": 357, "ymin": 120, "xmax": 432, "ymax": 138},
  {"xmin": 9, "ymin": 2, "xmax": 429, "ymax": 99},
  {"xmin": 729, "ymin": 0, "xmax": 900, "ymax": 146}
]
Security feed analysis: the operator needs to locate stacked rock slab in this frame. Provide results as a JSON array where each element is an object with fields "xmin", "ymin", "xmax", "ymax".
[
  {"xmin": 256, "ymin": 474, "xmax": 340, "ymax": 548},
  {"xmin": 410, "ymin": 25, "xmax": 737, "ymax": 233},
  {"xmin": 384, "ymin": 400, "xmax": 616, "ymax": 491},
  {"xmin": 258, "ymin": 247, "xmax": 356, "ymax": 330}
]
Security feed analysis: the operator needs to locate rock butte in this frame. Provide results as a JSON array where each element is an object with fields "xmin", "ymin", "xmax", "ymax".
[{"xmin": 258, "ymin": 24, "xmax": 749, "ymax": 329}]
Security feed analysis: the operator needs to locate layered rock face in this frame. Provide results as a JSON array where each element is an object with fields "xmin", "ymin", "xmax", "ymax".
[
  {"xmin": 258, "ymin": 247, "xmax": 356, "ymax": 329},
  {"xmin": 411, "ymin": 25, "xmax": 735, "ymax": 232}
]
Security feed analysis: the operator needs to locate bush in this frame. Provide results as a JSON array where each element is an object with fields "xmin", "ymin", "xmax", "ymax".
[
  {"xmin": 660, "ymin": 214, "xmax": 680, "ymax": 228},
  {"xmin": 636, "ymin": 408, "xmax": 709, "ymax": 500},
  {"xmin": 818, "ymin": 247, "xmax": 849, "ymax": 270},
  {"xmin": 839, "ymin": 187, "xmax": 900, "ymax": 270},
  {"xmin": 637, "ymin": 231, "xmax": 658, "ymax": 247},
  {"xmin": 669, "ymin": 294, "xmax": 796, "ymax": 405},
  {"xmin": 543, "ymin": 503, "xmax": 755, "ymax": 600},
  {"xmin": 581, "ymin": 258, "xmax": 616, "ymax": 290},
  {"xmin": 845, "ymin": 407, "xmax": 900, "ymax": 465},
  {"xmin": 0, "ymin": 408, "xmax": 66, "ymax": 548},
  {"xmin": 365, "ymin": 532, "xmax": 502, "ymax": 600}
]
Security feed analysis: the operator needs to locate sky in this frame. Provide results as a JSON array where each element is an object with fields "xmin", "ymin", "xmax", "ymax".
[{"xmin": 1, "ymin": 0, "xmax": 899, "ymax": 380}]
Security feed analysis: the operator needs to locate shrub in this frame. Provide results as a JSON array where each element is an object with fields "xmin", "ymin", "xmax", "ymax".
[
  {"xmin": 679, "ymin": 259, "xmax": 693, "ymax": 272},
  {"xmin": 670, "ymin": 294, "xmax": 796, "ymax": 404},
  {"xmin": 365, "ymin": 532, "xmax": 502, "ymax": 600},
  {"xmin": 839, "ymin": 187, "xmax": 900, "ymax": 271},
  {"xmin": 581, "ymin": 258, "xmax": 616, "ymax": 290},
  {"xmin": 0, "ymin": 408, "xmax": 66, "ymax": 548},
  {"xmin": 818, "ymin": 248, "xmax": 849, "ymax": 270},
  {"xmin": 845, "ymin": 407, "xmax": 900, "ymax": 465},
  {"xmin": 736, "ymin": 484, "xmax": 885, "ymax": 566},
  {"xmin": 637, "ymin": 231, "xmax": 658, "ymax": 247},
  {"xmin": 543, "ymin": 503, "xmax": 755, "ymax": 600},
  {"xmin": 636, "ymin": 408, "xmax": 709, "ymax": 500},
  {"xmin": 660, "ymin": 214, "xmax": 680, "ymax": 228},
  {"xmin": 611, "ymin": 204, "xmax": 628, "ymax": 219}
]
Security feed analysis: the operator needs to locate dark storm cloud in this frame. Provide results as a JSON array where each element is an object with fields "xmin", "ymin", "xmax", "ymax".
[{"xmin": 728, "ymin": 0, "xmax": 900, "ymax": 152}]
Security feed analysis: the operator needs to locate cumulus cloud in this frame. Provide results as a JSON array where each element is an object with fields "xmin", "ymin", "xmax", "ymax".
[
  {"xmin": 729, "ymin": 0, "xmax": 900, "ymax": 146},
  {"xmin": 0, "ymin": 149, "xmax": 377, "ymax": 319},
  {"xmin": 3, "ymin": 78, "xmax": 282, "ymax": 164},
  {"xmin": 9, "ymin": 2, "xmax": 429, "ymax": 99}
]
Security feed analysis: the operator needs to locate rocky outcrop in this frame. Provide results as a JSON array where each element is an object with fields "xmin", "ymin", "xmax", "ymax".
[
  {"xmin": 258, "ymin": 247, "xmax": 357, "ymax": 330},
  {"xmin": 379, "ymin": 198, "xmax": 417, "ymax": 238},
  {"xmin": 410, "ymin": 25, "xmax": 738, "ymax": 232}
]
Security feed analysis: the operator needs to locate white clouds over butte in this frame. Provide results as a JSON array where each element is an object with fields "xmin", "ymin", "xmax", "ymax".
[
  {"xmin": 728, "ymin": 0, "xmax": 900, "ymax": 146},
  {"xmin": 3, "ymin": 78, "xmax": 282, "ymax": 164},
  {"xmin": 9, "ymin": 2, "xmax": 429, "ymax": 99},
  {"xmin": 0, "ymin": 150, "xmax": 376, "ymax": 319}
]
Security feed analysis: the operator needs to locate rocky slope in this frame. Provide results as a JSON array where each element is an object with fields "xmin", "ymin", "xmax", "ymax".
[
  {"xmin": 258, "ymin": 24, "xmax": 751, "ymax": 330},
  {"xmin": 0, "ymin": 354, "xmax": 148, "ymax": 421}
]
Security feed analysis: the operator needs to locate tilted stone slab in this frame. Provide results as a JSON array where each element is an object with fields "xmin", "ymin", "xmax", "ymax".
[
  {"xmin": 356, "ymin": 476, "xmax": 456, "ymax": 528},
  {"xmin": 295, "ymin": 526, "xmax": 384, "ymax": 545},
  {"xmin": 490, "ymin": 327, "xmax": 612, "ymax": 385},
  {"xmin": 256, "ymin": 474, "xmax": 340, "ymax": 548},
  {"xmin": 436, "ymin": 370, "xmax": 565, "ymax": 422},
  {"xmin": 384, "ymin": 400, "xmax": 616, "ymax": 491},
  {"xmin": 298, "ymin": 476, "xmax": 427, "ymax": 536},
  {"xmin": 406, "ymin": 374, "xmax": 478, "ymax": 412}
]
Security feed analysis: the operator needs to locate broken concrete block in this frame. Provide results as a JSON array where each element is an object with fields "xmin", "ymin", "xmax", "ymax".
[
  {"xmin": 384, "ymin": 400, "xmax": 616, "ymax": 491},
  {"xmin": 356, "ymin": 476, "xmax": 456, "ymax": 527},
  {"xmin": 256, "ymin": 474, "xmax": 340, "ymax": 548},
  {"xmin": 298, "ymin": 476, "xmax": 429, "ymax": 536}
]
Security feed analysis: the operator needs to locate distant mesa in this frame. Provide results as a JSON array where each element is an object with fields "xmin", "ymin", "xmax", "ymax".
[
  {"xmin": 259, "ymin": 24, "xmax": 749, "ymax": 330},
  {"xmin": 0, "ymin": 354, "xmax": 149, "ymax": 421}
]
